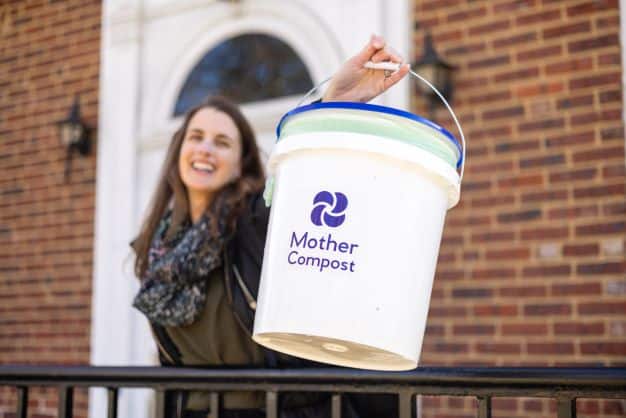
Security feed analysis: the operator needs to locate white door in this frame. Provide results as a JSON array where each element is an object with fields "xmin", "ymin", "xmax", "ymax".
[{"xmin": 92, "ymin": 1, "xmax": 410, "ymax": 417}]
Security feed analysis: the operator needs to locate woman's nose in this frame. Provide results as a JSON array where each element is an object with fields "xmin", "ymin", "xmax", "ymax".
[{"xmin": 196, "ymin": 138, "xmax": 215, "ymax": 153}]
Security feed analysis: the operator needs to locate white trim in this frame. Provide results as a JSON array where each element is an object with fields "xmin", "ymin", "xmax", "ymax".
[
  {"xmin": 90, "ymin": 1, "xmax": 153, "ymax": 418},
  {"xmin": 144, "ymin": 1, "xmax": 343, "ymax": 142}
]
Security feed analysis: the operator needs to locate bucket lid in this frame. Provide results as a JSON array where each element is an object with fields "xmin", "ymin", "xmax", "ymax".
[{"xmin": 276, "ymin": 102, "xmax": 464, "ymax": 169}]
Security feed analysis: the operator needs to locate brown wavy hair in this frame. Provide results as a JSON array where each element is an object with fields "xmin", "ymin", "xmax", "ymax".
[{"xmin": 131, "ymin": 96, "xmax": 265, "ymax": 278}]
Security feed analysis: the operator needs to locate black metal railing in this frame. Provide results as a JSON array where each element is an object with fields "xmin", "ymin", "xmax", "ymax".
[{"xmin": 1, "ymin": 366, "xmax": 625, "ymax": 418}]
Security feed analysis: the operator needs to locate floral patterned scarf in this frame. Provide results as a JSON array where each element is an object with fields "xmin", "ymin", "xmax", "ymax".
[{"xmin": 132, "ymin": 207, "xmax": 230, "ymax": 327}]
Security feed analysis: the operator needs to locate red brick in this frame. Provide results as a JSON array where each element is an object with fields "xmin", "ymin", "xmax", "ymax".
[
  {"xmin": 467, "ymin": 55, "xmax": 510, "ymax": 70},
  {"xmin": 552, "ymin": 282, "xmax": 603, "ymax": 296},
  {"xmin": 470, "ymin": 230, "xmax": 517, "ymax": 243},
  {"xmin": 467, "ymin": 90, "xmax": 511, "ymax": 105},
  {"xmin": 453, "ymin": 324, "xmax": 495, "ymax": 336},
  {"xmin": 603, "ymin": 165, "xmax": 626, "ymax": 179},
  {"xmin": 549, "ymin": 168, "xmax": 597, "ymax": 183},
  {"xmin": 568, "ymin": 34, "xmax": 620, "ymax": 53},
  {"xmin": 545, "ymin": 57, "xmax": 593, "ymax": 75},
  {"xmin": 570, "ymin": 72, "xmax": 621, "ymax": 90},
  {"xmin": 603, "ymin": 400, "xmax": 626, "ymax": 414},
  {"xmin": 603, "ymin": 201, "xmax": 626, "ymax": 216},
  {"xmin": 563, "ymin": 243, "xmax": 599, "ymax": 257},
  {"xmin": 567, "ymin": 0, "xmax": 619, "ymax": 17},
  {"xmin": 493, "ymin": 31, "xmax": 537, "ymax": 49},
  {"xmin": 577, "ymin": 261, "xmax": 626, "ymax": 275},
  {"xmin": 518, "ymin": 117, "xmax": 565, "ymax": 132},
  {"xmin": 494, "ymin": 67, "xmax": 540, "ymax": 83},
  {"xmin": 573, "ymin": 146, "xmax": 625, "ymax": 163},
  {"xmin": 520, "ymin": 226, "xmax": 568, "ymax": 241},
  {"xmin": 554, "ymin": 322, "xmax": 605, "ymax": 335},
  {"xmin": 471, "ymin": 267, "xmax": 516, "ymax": 280},
  {"xmin": 493, "ymin": 0, "xmax": 537, "ymax": 13},
  {"xmin": 498, "ymin": 209, "xmax": 542, "ymax": 223},
  {"xmin": 502, "ymin": 323, "xmax": 548, "ymax": 336},
  {"xmin": 545, "ymin": 131, "xmax": 594, "ymax": 147},
  {"xmin": 517, "ymin": 44, "xmax": 562, "ymax": 62},
  {"xmin": 580, "ymin": 342, "xmax": 626, "ymax": 355},
  {"xmin": 574, "ymin": 184, "xmax": 625, "ymax": 199},
  {"xmin": 516, "ymin": 9, "xmax": 560, "ymax": 25},
  {"xmin": 483, "ymin": 105, "xmax": 524, "ymax": 120},
  {"xmin": 601, "ymin": 126, "xmax": 625, "ymax": 141},
  {"xmin": 485, "ymin": 247, "xmax": 530, "ymax": 260},
  {"xmin": 598, "ymin": 53, "xmax": 621, "ymax": 66},
  {"xmin": 469, "ymin": 19, "xmax": 511, "ymax": 36},
  {"xmin": 470, "ymin": 195, "xmax": 516, "ymax": 208},
  {"xmin": 548, "ymin": 204, "xmax": 598, "ymax": 220},
  {"xmin": 522, "ymin": 189, "xmax": 569, "ymax": 204},
  {"xmin": 451, "ymin": 287, "xmax": 493, "ymax": 298},
  {"xmin": 444, "ymin": 41, "xmax": 487, "ymax": 57},
  {"xmin": 523, "ymin": 264, "xmax": 571, "ymax": 278},
  {"xmin": 447, "ymin": 6, "xmax": 487, "ymax": 22},
  {"xmin": 516, "ymin": 81, "xmax": 563, "ymax": 97},
  {"xmin": 494, "ymin": 139, "xmax": 540, "ymax": 153},
  {"xmin": 543, "ymin": 21, "xmax": 591, "ymax": 39},
  {"xmin": 576, "ymin": 221, "xmax": 625, "ymax": 236},
  {"xmin": 528, "ymin": 342, "xmax": 575, "ymax": 355},
  {"xmin": 519, "ymin": 153, "xmax": 565, "ymax": 168},
  {"xmin": 476, "ymin": 342, "xmax": 521, "ymax": 354},
  {"xmin": 556, "ymin": 94, "xmax": 594, "ymax": 110},
  {"xmin": 474, "ymin": 304, "xmax": 518, "ymax": 317},
  {"xmin": 524, "ymin": 303, "xmax": 572, "ymax": 316},
  {"xmin": 429, "ymin": 306, "xmax": 468, "ymax": 318},
  {"xmin": 579, "ymin": 302, "xmax": 626, "ymax": 315},
  {"xmin": 599, "ymin": 89, "xmax": 621, "ymax": 103},
  {"xmin": 424, "ymin": 342, "xmax": 469, "ymax": 353},
  {"xmin": 499, "ymin": 286, "xmax": 547, "ymax": 298}
]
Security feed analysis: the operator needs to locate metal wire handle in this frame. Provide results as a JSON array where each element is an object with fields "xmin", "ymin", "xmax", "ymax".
[{"xmin": 295, "ymin": 64, "xmax": 466, "ymax": 184}]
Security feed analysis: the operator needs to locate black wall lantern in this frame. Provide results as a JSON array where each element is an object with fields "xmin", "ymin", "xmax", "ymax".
[
  {"xmin": 57, "ymin": 95, "xmax": 91, "ymax": 180},
  {"xmin": 412, "ymin": 31, "xmax": 455, "ymax": 119}
]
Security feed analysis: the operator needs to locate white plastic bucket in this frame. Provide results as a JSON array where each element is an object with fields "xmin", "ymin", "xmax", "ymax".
[{"xmin": 253, "ymin": 85, "xmax": 465, "ymax": 371}]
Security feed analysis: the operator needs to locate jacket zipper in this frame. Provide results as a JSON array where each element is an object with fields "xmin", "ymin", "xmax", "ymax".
[
  {"xmin": 232, "ymin": 264, "xmax": 257, "ymax": 311},
  {"xmin": 223, "ymin": 251, "xmax": 254, "ymax": 338}
]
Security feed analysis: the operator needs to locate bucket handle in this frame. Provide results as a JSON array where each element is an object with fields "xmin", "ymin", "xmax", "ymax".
[{"xmin": 296, "ymin": 63, "xmax": 466, "ymax": 184}]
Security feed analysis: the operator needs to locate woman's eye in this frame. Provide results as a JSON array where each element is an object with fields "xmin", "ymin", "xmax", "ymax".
[{"xmin": 216, "ymin": 139, "xmax": 230, "ymax": 147}]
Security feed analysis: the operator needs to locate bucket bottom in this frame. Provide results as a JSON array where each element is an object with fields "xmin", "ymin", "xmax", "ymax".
[{"xmin": 253, "ymin": 332, "xmax": 417, "ymax": 371}]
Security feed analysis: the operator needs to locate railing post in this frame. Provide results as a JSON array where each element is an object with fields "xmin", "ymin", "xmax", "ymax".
[
  {"xmin": 107, "ymin": 388, "xmax": 118, "ymax": 418},
  {"xmin": 209, "ymin": 392, "xmax": 220, "ymax": 418},
  {"xmin": 477, "ymin": 396, "xmax": 492, "ymax": 418},
  {"xmin": 331, "ymin": 393, "xmax": 342, "ymax": 418},
  {"xmin": 266, "ymin": 391, "xmax": 278, "ymax": 418},
  {"xmin": 398, "ymin": 390, "xmax": 415, "ymax": 418},
  {"xmin": 16, "ymin": 386, "xmax": 28, "ymax": 418},
  {"xmin": 557, "ymin": 398, "xmax": 577, "ymax": 418},
  {"xmin": 58, "ymin": 386, "xmax": 73, "ymax": 418}
]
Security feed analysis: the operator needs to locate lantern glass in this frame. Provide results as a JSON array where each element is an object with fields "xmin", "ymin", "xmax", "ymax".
[{"xmin": 59, "ymin": 122, "xmax": 83, "ymax": 147}]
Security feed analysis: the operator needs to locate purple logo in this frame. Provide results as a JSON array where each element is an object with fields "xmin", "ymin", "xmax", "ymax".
[{"xmin": 311, "ymin": 191, "xmax": 348, "ymax": 228}]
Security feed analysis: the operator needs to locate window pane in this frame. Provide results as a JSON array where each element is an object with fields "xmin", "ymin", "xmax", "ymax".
[{"xmin": 174, "ymin": 34, "xmax": 313, "ymax": 116}]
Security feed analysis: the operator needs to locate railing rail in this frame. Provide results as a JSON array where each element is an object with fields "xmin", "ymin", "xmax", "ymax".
[{"xmin": 1, "ymin": 366, "xmax": 625, "ymax": 418}]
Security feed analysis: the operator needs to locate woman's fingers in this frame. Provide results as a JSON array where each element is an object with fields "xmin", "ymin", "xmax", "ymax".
[
  {"xmin": 354, "ymin": 34, "xmax": 386, "ymax": 65},
  {"xmin": 370, "ymin": 45, "xmax": 403, "ymax": 64},
  {"xmin": 383, "ymin": 63, "xmax": 410, "ymax": 89}
]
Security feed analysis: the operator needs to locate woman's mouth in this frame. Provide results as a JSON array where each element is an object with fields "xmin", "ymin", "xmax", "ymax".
[{"xmin": 191, "ymin": 161, "xmax": 215, "ymax": 173}]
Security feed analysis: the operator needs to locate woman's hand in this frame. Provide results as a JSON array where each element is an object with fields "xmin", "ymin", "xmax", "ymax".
[{"xmin": 323, "ymin": 34, "xmax": 410, "ymax": 103}]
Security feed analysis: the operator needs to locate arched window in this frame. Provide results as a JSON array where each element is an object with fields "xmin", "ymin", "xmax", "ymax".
[{"xmin": 174, "ymin": 33, "xmax": 313, "ymax": 116}]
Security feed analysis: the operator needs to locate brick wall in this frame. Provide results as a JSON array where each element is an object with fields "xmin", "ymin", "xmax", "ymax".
[
  {"xmin": 414, "ymin": 0, "xmax": 626, "ymax": 417},
  {"xmin": 0, "ymin": 0, "xmax": 101, "ymax": 417}
]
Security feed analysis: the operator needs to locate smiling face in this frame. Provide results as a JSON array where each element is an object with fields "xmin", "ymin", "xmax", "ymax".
[{"xmin": 178, "ymin": 107, "xmax": 243, "ymax": 211}]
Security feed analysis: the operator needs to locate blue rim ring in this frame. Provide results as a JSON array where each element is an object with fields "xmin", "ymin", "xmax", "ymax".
[{"xmin": 275, "ymin": 101, "xmax": 464, "ymax": 169}]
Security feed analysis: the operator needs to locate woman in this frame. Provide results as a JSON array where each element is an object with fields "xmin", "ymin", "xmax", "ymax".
[{"xmin": 132, "ymin": 35, "xmax": 409, "ymax": 418}]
